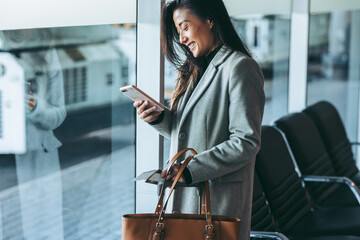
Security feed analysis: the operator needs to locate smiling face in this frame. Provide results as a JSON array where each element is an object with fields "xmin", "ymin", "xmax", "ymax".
[{"xmin": 173, "ymin": 8, "xmax": 218, "ymax": 58}]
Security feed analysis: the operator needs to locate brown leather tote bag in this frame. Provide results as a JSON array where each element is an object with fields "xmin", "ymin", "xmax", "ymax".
[{"xmin": 122, "ymin": 148, "xmax": 241, "ymax": 240}]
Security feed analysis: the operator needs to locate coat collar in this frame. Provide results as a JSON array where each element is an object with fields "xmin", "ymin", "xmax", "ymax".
[
  {"xmin": 178, "ymin": 45, "xmax": 234, "ymax": 128},
  {"xmin": 210, "ymin": 45, "xmax": 234, "ymax": 67}
]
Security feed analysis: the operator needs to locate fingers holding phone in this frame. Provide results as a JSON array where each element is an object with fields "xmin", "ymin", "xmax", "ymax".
[
  {"xmin": 120, "ymin": 85, "xmax": 165, "ymax": 123},
  {"xmin": 160, "ymin": 163, "xmax": 185, "ymax": 183},
  {"xmin": 134, "ymin": 100, "xmax": 163, "ymax": 123}
]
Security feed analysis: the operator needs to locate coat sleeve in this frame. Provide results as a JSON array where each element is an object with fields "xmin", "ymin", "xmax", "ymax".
[
  {"xmin": 26, "ymin": 49, "xmax": 66, "ymax": 130},
  {"xmin": 149, "ymin": 107, "xmax": 173, "ymax": 139},
  {"xmin": 187, "ymin": 57, "xmax": 265, "ymax": 183}
]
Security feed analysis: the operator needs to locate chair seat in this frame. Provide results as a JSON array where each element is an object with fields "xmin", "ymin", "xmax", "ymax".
[
  {"xmin": 289, "ymin": 207, "xmax": 360, "ymax": 238},
  {"xmin": 320, "ymin": 183, "xmax": 359, "ymax": 207}
]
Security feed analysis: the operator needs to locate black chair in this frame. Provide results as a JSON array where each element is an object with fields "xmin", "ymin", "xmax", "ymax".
[
  {"xmin": 251, "ymin": 172, "xmax": 276, "ymax": 232},
  {"xmin": 251, "ymin": 171, "xmax": 360, "ymax": 240},
  {"xmin": 251, "ymin": 172, "xmax": 289, "ymax": 240},
  {"xmin": 255, "ymin": 126, "xmax": 360, "ymax": 239},
  {"xmin": 274, "ymin": 112, "xmax": 360, "ymax": 207},
  {"xmin": 303, "ymin": 101, "xmax": 360, "ymax": 185}
]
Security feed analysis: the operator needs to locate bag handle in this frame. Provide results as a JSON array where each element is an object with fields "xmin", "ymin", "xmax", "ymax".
[
  {"xmin": 155, "ymin": 148, "xmax": 198, "ymax": 214},
  {"xmin": 202, "ymin": 181, "xmax": 214, "ymax": 237},
  {"xmin": 154, "ymin": 148, "xmax": 207, "ymax": 215},
  {"xmin": 155, "ymin": 152, "xmax": 195, "ymax": 215},
  {"xmin": 152, "ymin": 149, "xmax": 215, "ymax": 239}
]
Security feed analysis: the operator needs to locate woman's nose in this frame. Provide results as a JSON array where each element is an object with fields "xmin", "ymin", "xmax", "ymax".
[{"xmin": 179, "ymin": 32, "xmax": 187, "ymax": 44}]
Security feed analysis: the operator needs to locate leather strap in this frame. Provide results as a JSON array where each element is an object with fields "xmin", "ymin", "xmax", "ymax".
[
  {"xmin": 155, "ymin": 148, "xmax": 197, "ymax": 214},
  {"xmin": 152, "ymin": 154, "xmax": 194, "ymax": 239},
  {"xmin": 153, "ymin": 148, "xmax": 215, "ymax": 239},
  {"xmin": 167, "ymin": 148, "xmax": 197, "ymax": 166},
  {"xmin": 156, "ymin": 177, "xmax": 206, "ymax": 215},
  {"xmin": 201, "ymin": 183, "xmax": 208, "ymax": 215},
  {"xmin": 203, "ymin": 181, "xmax": 214, "ymax": 237},
  {"xmin": 157, "ymin": 154, "xmax": 194, "ymax": 216}
]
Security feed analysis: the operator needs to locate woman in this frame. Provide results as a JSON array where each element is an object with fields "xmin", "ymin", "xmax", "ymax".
[
  {"xmin": 0, "ymin": 30, "xmax": 66, "ymax": 240},
  {"xmin": 134, "ymin": 0, "xmax": 265, "ymax": 239},
  {"xmin": 16, "ymin": 46, "xmax": 66, "ymax": 240}
]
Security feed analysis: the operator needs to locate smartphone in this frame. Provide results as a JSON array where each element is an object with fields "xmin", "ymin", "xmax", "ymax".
[
  {"xmin": 145, "ymin": 169, "xmax": 163, "ymax": 184},
  {"xmin": 132, "ymin": 169, "xmax": 163, "ymax": 185},
  {"xmin": 120, "ymin": 85, "xmax": 165, "ymax": 112}
]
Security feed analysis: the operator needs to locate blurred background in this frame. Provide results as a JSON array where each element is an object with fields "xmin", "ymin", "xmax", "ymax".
[{"xmin": 0, "ymin": 0, "xmax": 359, "ymax": 239}]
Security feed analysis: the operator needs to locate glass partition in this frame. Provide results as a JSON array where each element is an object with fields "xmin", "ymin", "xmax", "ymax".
[
  {"xmin": 0, "ymin": 24, "xmax": 136, "ymax": 239},
  {"xmin": 230, "ymin": 14, "xmax": 290, "ymax": 124},
  {"xmin": 307, "ymin": 3, "xmax": 360, "ymax": 149}
]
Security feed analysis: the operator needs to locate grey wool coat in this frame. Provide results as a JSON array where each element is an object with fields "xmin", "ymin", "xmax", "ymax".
[{"xmin": 151, "ymin": 45, "xmax": 265, "ymax": 240}]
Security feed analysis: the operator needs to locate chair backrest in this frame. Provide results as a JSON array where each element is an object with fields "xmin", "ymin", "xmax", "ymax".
[
  {"xmin": 274, "ymin": 112, "xmax": 339, "ymax": 204},
  {"xmin": 251, "ymin": 172, "xmax": 275, "ymax": 232},
  {"xmin": 256, "ymin": 126, "xmax": 311, "ymax": 233},
  {"xmin": 303, "ymin": 101, "xmax": 359, "ymax": 178}
]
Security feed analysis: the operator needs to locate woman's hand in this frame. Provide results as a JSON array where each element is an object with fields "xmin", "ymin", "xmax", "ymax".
[
  {"xmin": 134, "ymin": 100, "xmax": 163, "ymax": 123},
  {"xmin": 160, "ymin": 163, "xmax": 186, "ymax": 183}
]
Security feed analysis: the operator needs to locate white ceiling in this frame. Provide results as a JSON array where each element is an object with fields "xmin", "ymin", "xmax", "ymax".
[{"xmin": 1, "ymin": 0, "xmax": 359, "ymax": 30}]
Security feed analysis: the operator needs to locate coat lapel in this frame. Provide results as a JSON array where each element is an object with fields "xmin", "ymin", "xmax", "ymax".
[
  {"xmin": 178, "ymin": 45, "xmax": 234, "ymax": 129},
  {"xmin": 180, "ymin": 81, "xmax": 193, "ymax": 110}
]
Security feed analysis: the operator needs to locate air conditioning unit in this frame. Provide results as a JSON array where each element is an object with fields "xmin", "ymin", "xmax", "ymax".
[{"xmin": 0, "ymin": 53, "xmax": 26, "ymax": 154}]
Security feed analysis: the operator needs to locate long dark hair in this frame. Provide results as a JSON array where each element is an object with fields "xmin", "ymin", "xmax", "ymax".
[{"xmin": 161, "ymin": 0, "xmax": 251, "ymax": 111}]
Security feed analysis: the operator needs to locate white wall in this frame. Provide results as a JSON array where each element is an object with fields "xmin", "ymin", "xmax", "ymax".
[
  {"xmin": 224, "ymin": 0, "xmax": 291, "ymax": 16},
  {"xmin": 0, "ymin": 0, "xmax": 136, "ymax": 30},
  {"xmin": 311, "ymin": 0, "xmax": 360, "ymax": 13}
]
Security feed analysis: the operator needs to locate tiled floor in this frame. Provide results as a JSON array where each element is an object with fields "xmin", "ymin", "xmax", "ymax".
[{"xmin": 0, "ymin": 145, "xmax": 135, "ymax": 240}]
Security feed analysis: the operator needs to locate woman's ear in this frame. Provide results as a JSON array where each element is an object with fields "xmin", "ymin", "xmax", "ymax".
[{"xmin": 206, "ymin": 19, "xmax": 213, "ymax": 29}]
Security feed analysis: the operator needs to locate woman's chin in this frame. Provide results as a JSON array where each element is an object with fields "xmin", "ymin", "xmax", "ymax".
[
  {"xmin": 190, "ymin": 47, "xmax": 199, "ymax": 58},
  {"xmin": 192, "ymin": 51, "xmax": 199, "ymax": 58}
]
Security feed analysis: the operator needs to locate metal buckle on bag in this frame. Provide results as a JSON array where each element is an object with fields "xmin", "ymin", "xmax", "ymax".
[
  {"xmin": 155, "ymin": 222, "xmax": 164, "ymax": 231},
  {"xmin": 203, "ymin": 225, "xmax": 215, "ymax": 240},
  {"xmin": 205, "ymin": 224, "xmax": 214, "ymax": 234},
  {"xmin": 205, "ymin": 224, "xmax": 213, "ymax": 230},
  {"xmin": 152, "ymin": 223, "xmax": 164, "ymax": 240}
]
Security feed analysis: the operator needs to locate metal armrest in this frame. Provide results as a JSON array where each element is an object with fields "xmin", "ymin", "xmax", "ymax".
[
  {"xmin": 301, "ymin": 175, "xmax": 360, "ymax": 204},
  {"xmin": 250, "ymin": 231, "xmax": 289, "ymax": 240}
]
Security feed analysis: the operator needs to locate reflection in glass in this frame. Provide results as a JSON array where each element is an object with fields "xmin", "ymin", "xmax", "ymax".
[
  {"xmin": 0, "ymin": 29, "xmax": 66, "ymax": 240},
  {"xmin": 307, "ymin": 10, "xmax": 360, "ymax": 146},
  {"xmin": 0, "ymin": 24, "xmax": 136, "ymax": 239},
  {"xmin": 231, "ymin": 15, "xmax": 290, "ymax": 124}
]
